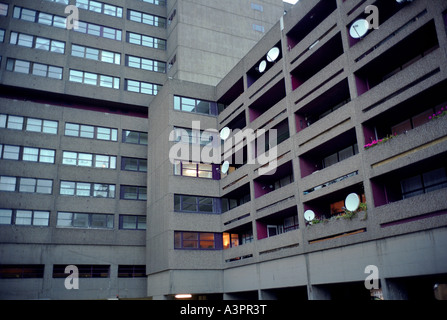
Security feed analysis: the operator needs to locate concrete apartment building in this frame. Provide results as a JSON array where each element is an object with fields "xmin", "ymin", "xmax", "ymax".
[{"xmin": 1, "ymin": 0, "xmax": 447, "ymax": 300}]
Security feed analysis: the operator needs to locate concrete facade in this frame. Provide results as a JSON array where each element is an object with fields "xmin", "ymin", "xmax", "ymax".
[
  {"xmin": 146, "ymin": 0, "xmax": 447, "ymax": 300},
  {"xmin": 1, "ymin": 0, "xmax": 447, "ymax": 300},
  {"xmin": 166, "ymin": 0, "xmax": 285, "ymax": 85}
]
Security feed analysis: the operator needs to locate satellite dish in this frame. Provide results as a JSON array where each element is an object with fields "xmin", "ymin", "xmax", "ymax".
[
  {"xmin": 349, "ymin": 19, "xmax": 369, "ymax": 39},
  {"xmin": 220, "ymin": 127, "xmax": 230, "ymax": 140},
  {"xmin": 221, "ymin": 161, "xmax": 230, "ymax": 174},
  {"xmin": 266, "ymin": 47, "xmax": 280, "ymax": 62},
  {"xmin": 345, "ymin": 193, "xmax": 360, "ymax": 212},
  {"xmin": 258, "ymin": 60, "xmax": 267, "ymax": 73},
  {"xmin": 304, "ymin": 210, "xmax": 315, "ymax": 222}
]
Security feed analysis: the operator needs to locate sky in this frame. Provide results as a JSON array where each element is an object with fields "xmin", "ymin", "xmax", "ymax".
[{"xmin": 283, "ymin": 0, "xmax": 299, "ymax": 4}]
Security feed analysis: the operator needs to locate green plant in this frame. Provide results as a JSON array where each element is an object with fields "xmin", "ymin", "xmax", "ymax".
[
  {"xmin": 342, "ymin": 202, "xmax": 367, "ymax": 221},
  {"xmin": 307, "ymin": 202, "xmax": 368, "ymax": 225}
]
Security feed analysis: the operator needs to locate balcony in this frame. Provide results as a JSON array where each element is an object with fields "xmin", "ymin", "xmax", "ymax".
[
  {"xmin": 299, "ymin": 128, "xmax": 358, "ymax": 178},
  {"xmin": 286, "ymin": 0, "xmax": 337, "ymax": 52},
  {"xmin": 223, "ymin": 241, "xmax": 254, "ymax": 265},
  {"xmin": 354, "ymin": 20, "xmax": 439, "ymax": 98},
  {"xmin": 362, "ymin": 78, "xmax": 447, "ymax": 148},
  {"xmin": 290, "ymin": 32, "xmax": 344, "ymax": 92},
  {"xmin": 303, "ymin": 184, "xmax": 368, "ymax": 247},
  {"xmin": 374, "ymin": 188, "xmax": 447, "ymax": 235},
  {"xmin": 365, "ymin": 114, "xmax": 447, "ymax": 178},
  {"xmin": 248, "ymin": 78, "xmax": 286, "ymax": 122},
  {"xmin": 301, "ymin": 155, "xmax": 361, "ymax": 198},
  {"xmin": 253, "ymin": 160, "xmax": 294, "ymax": 199},
  {"xmin": 302, "ymin": 182, "xmax": 365, "ymax": 223},
  {"xmin": 246, "ymin": 41, "xmax": 283, "ymax": 90},
  {"xmin": 294, "ymin": 78, "xmax": 351, "ymax": 133},
  {"xmin": 370, "ymin": 152, "xmax": 447, "ymax": 208}
]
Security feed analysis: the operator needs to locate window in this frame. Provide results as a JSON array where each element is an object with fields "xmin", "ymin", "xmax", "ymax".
[
  {"xmin": 0, "ymin": 209, "xmax": 50, "ymax": 226},
  {"xmin": 74, "ymin": 21, "xmax": 122, "ymax": 40},
  {"xmin": 26, "ymin": 118, "xmax": 58, "ymax": 134},
  {"xmin": 2, "ymin": 115, "xmax": 23, "ymax": 130},
  {"xmin": 118, "ymin": 265, "xmax": 146, "ymax": 278},
  {"xmin": 60, "ymin": 181, "xmax": 115, "ymax": 198},
  {"xmin": 174, "ymin": 194, "xmax": 218, "ymax": 214},
  {"xmin": 126, "ymin": 32, "xmax": 166, "ymax": 50},
  {"xmin": 76, "ymin": 0, "xmax": 122, "ymax": 18},
  {"xmin": 13, "ymin": 6, "xmax": 66, "ymax": 28},
  {"xmin": 6, "ymin": 58, "xmax": 30, "ymax": 74},
  {"xmin": 65, "ymin": 122, "xmax": 94, "ymax": 138},
  {"xmin": 1, "ymin": 114, "xmax": 57, "ymax": 133},
  {"xmin": 0, "ymin": 176, "xmax": 16, "ymax": 192},
  {"xmin": 174, "ymin": 161, "xmax": 213, "ymax": 179},
  {"xmin": 53, "ymin": 265, "xmax": 110, "ymax": 278},
  {"xmin": 1, "ymin": 145, "xmax": 20, "ymax": 160},
  {"xmin": 23, "ymin": 147, "xmax": 55, "ymax": 163},
  {"xmin": 221, "ymin": 194, "xmax": 251, "ymax": 212},
  {"xmin": 0, "ymin": 265, "xmax": 45, "ymax": 279},
  {"xmin": 174, "ymin": 231, "xmax": 222, "ymax": 250},
  {"xmin": 65, "ymin": 123, "xmax": 118, "ymax": 141},
  {"xmin": 56, "ymin": 212, "xmax": 113, "ymax": 229},
  {"xmin": 0, "ymin": 3, "xmax": 8, "ymax": 16},
  {"xmin": 251, "ymin": 3, "xmax": 263, "ymax": 12},
  {"xmin": 401, "ymin": 167, "xmax": 447, "ymax": 199},
  {"xmin": 322, "ymin": 143, "xmax": 359, "ymax": 168},
  {"xmin": 253, "ymin": 24, "xmax": 264, "ymax": 33},
  {"xmin": 93, "ymin": 183, "xmax": 115, "ymax": 198},
  {"xmin": 6, "ymin": 58, "xmax": 62, "ymax": 79},
  {"xmin": 125, "ymin": 79, "xmax": 160, "ymax": 95},
  {"xmin": 95, "ymin": 155, "xmax": 116, "ymax": 169},
  {"xmin": 120, "ymin": 186, "xmax": 147, "ymax": 200},
  {"xmin": 123, "ymin": 130, "xmax": 148, "ymax": 145},
  {"xmin": 174, "ymin": 96, "xmax": 217, "ymax": 116},
  {"xmin": 128, "ymin": 9, "xmax": 166, "ymax": 28},
  {"xmin": 121, "ymin": 157, "xmax": 147, "ymax": 172},
  {"xmin": 44, "ymin": 0, "xmax": 69, "ymax": 4},
  {"xmin": 62, "ymin": 151, "xmax": 92, "ymax": 166},
  {"xmin": 19, "ymin": 178, "xmax": 52, "ymax": 194},
  {"xmin": 10, "ymin": 32, "xmax": 33, "ymax": 47},
  {"xmin": 119, "ymin": 215, "xmax": 146, "ymax": 230},
  {"xmin": 0, "ymin": 144, "xmax": 54, "ymax": 163},
  {"xmin": 284, "ymin": 215, "xmax": 299, "ymax": 232},
  {"xmin": 0, "ymin": 209, "xmax": 12, "ymax": 224},
  {"xmin": 13, "ymin": 7, "xmax": 37, "ymax": 22},
  {"xmin": 62, "ymin": 151, "xmax": 116, "ymax": 169},
  {"xmin": 71, "ymin": 44, "xmax": 120, "ymax": 65},
  {"xmin": 223, "ymin": 231, "xmax": 253, "ymax": 249},
  {"xmin": 69, "ymin": 70, "xmax": 119, "ymax": 89},
  {"xmin": 126, "ymin": 55, "xmax": 166, "ymax": 73},
  {"xmin": 172, "ymin": 127, "xmax": 215, "ymax": 146},
  {"xmin": 140, "ymin": 0, "xmax": 166, "ymax": 6}
]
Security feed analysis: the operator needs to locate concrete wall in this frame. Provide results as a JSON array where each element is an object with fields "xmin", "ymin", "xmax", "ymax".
[{"xmin": 167, "ymin": 0, "xmax": 285, "ymax": 85}]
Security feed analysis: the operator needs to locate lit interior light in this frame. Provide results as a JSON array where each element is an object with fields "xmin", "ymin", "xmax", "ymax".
[{"xmin": 175, "ymin": 294, "xmax": 192, "ymax": 299}]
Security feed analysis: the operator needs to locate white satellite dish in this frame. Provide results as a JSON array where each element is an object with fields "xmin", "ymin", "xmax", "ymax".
[
  {"xmin": 258, "ymin": 60, "xmax": 267, "ymax": 73},
  {"xmin": 266, "ymin": 47, "xmax": 280, "ymax": 62},
  {"xmin": 304, "ymin": 210, "xmax": 315, "ymax": 222},
  {"xmin": 221, "ymin": 161, "xmax": 230, "ymax": 174},
  {"xmin": 349, "ymin": 19, "xmax": 369, "ymax": 39},
  {"xmin": 345, "ymin": 193, "xmax": 360, "ymax": 212},
  {"xmin": 220, "ymin": 127, "xmax": 230, "ymax": 140}
]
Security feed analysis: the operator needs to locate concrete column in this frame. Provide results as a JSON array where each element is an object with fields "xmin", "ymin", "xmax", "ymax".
[
  {"xmin": 308, "ymin": 285, "xmax": 331, "ymax": 300},
  {"xmin": 382, "ymin": 278, "xmax": 408, "ymax": 300}
]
